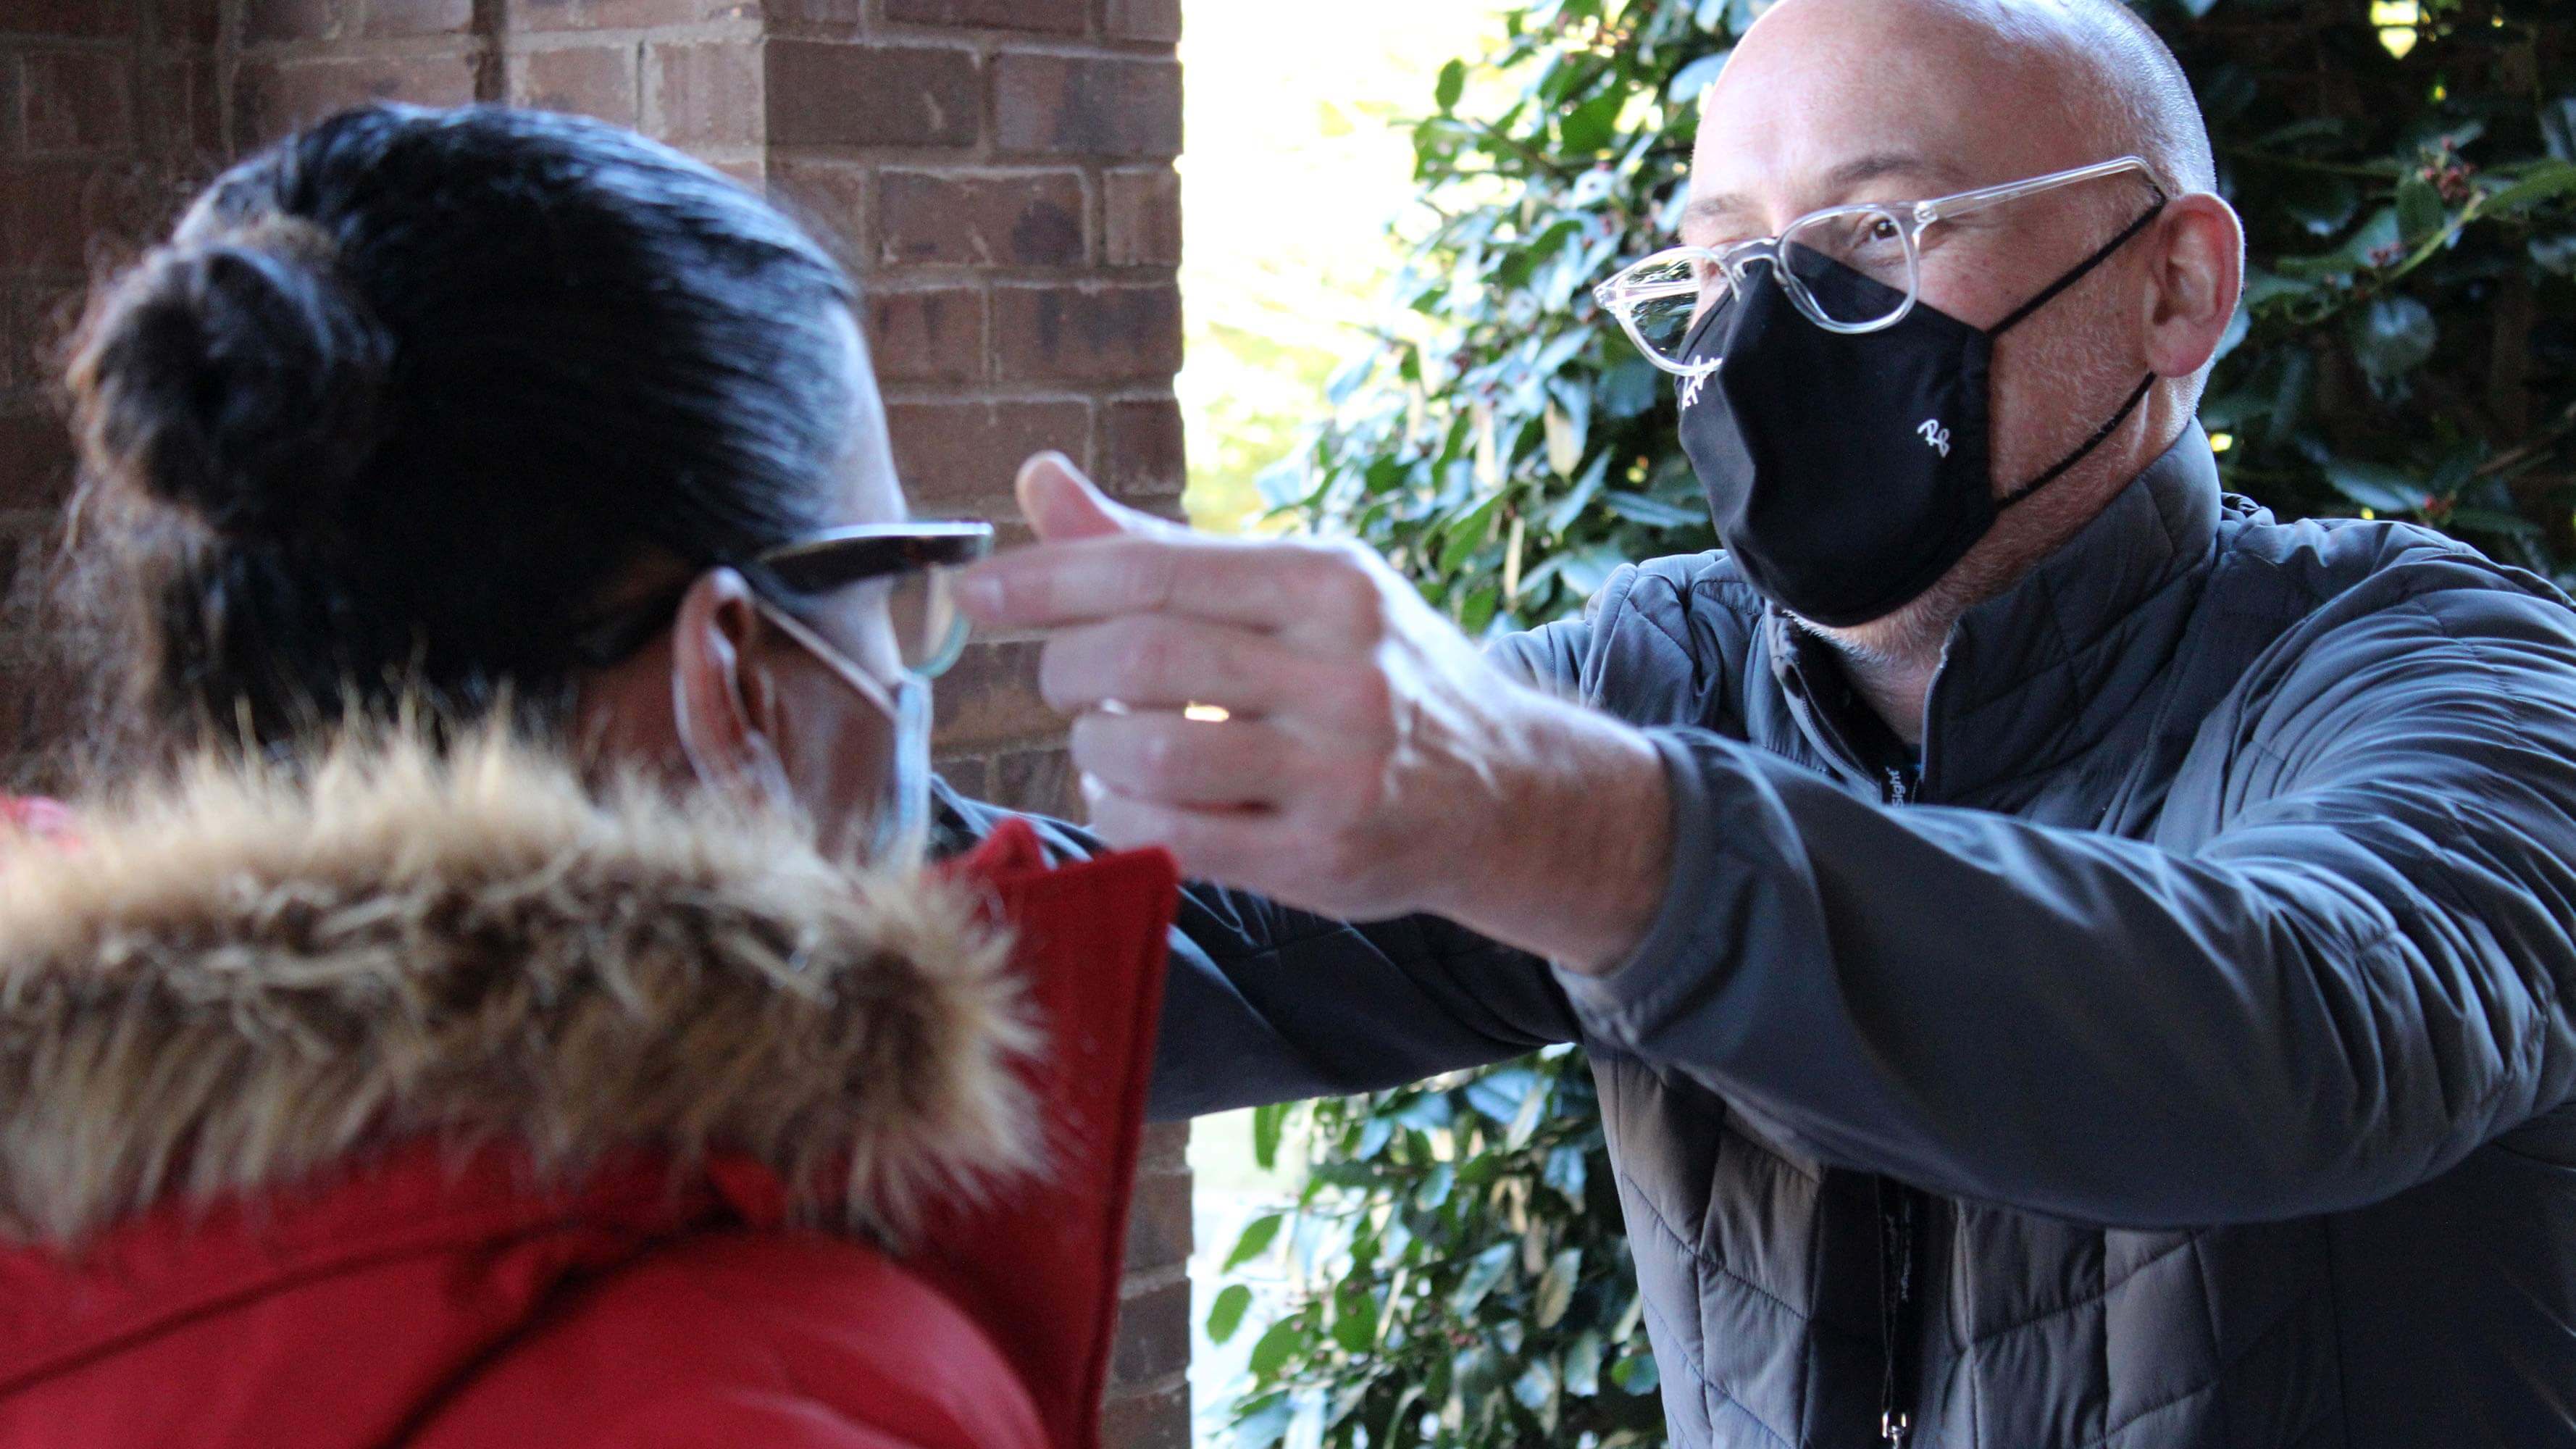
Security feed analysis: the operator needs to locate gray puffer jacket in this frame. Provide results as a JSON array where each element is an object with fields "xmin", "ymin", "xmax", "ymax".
[{"xmin": 961, "ymin": 423, "xmax": 2576, "ymax": 1448}]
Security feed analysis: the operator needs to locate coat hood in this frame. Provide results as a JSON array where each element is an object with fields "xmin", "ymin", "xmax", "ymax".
[{"xmin": 0, "ymin": 730, "xmax": 1039, "ymax": 1248}]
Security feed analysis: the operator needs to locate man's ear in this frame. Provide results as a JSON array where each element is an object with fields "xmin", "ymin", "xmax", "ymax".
[
  {"xmin": 669, "ymin": 567, "xmax": 791, "ymax": 802},
  {"xmin": 2141, "ymin": 192, "xmax": 2245, "ymax": 380}
]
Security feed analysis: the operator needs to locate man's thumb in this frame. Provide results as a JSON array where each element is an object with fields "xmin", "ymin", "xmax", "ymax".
[{"xmin": 1018, "ymin": 451, "xmax": 1158, "ymax": 540}]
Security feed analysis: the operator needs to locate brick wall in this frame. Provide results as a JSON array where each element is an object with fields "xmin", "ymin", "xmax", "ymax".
[
  {"xmin": 0, "ymin": 3, "xmax": 1193, "ymax": 1443},
  {"xmin": 0, "ymin": 1, "xmax": 217, "ymax": 592}
]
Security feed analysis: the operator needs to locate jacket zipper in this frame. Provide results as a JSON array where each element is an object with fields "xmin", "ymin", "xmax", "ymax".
[{"xmin": 1878, "ymin": 764, "xmax": 1919, "ymax": 1447}]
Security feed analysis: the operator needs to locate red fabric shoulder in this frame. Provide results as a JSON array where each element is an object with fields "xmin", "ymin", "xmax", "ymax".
[
  {"xmin": 917, "ymin": 817, "xmax": 1179, "ymax": 1449},
  {"xmin": 410, "ymin": 1230, "xmax": 1047, "ymax": 1449}
]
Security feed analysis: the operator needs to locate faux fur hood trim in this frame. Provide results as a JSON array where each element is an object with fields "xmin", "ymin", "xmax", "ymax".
[{"xmin": 0, "ymin": 730, "xmax": 1038, "ymax": 1247}]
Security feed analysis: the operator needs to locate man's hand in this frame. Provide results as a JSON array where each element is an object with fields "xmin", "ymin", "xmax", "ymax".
[{"xmin": 954, "ymin": 453, "xmax": 1674, "ymax": 972}]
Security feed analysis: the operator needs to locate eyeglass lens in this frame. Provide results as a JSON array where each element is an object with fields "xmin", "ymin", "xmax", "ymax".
[
  {"xmin": 792, "ymin": 567, "xmax": 969, "ymax": 684},
  {"xmin": 1618, "ymin": 206, "xmax": 1920, "ymax": 368},
  {"xmin": 1776, "ymin": 207, "xmax": 1913, "ymax": 326},
  {"xmin": 1615, "ymin": 252, "xmax": 1726, "ymax": 362},
  {"xmin": 889, "ymin": 567, "xmax": 969, "ymax": 678}
]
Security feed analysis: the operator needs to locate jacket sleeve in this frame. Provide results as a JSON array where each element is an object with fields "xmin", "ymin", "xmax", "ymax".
[
  {"xmin": 933, "ymin": 788, "xmax": 1578, "ymax": 1122},
  {"xmin": 1558, "ymin": 577, "xmax": 2576, "ymax": 1228}
]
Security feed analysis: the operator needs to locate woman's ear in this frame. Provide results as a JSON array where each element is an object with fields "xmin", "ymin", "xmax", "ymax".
[{"xmin": 670, "ymin": 567, "xmax": 793, "ymax": 803}]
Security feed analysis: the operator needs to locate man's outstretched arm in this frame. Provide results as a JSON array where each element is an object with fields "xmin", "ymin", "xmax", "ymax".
[
  {"xmin": 961, "ymin": 458, "xmax": 2576, "ymax": 1226},
  {"xmin": 937, "ymin": 785, "xmax": 1578, "ymax": 1119}
]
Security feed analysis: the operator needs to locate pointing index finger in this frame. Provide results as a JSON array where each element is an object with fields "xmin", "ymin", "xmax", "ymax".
[{"xmin": 958, "ymin": 535, "xmax": 1359, "ymax": 636}]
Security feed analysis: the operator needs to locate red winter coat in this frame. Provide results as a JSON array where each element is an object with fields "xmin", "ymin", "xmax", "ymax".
[{"xmin": 0, "ymin": 735, "xmax": 1176, "ymax": 1449}]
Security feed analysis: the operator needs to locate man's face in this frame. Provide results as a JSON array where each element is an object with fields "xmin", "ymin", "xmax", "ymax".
[{"xmin": 1685, "ymin": 0, "xmax": 2154, "ymax": 493}]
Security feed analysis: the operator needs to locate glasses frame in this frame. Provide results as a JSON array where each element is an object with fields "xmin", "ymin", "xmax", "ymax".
[
  {"xmin": 569, "ymin": 519, "xmax": 997, "ymax": 677},
  {"xmin": 1592, "ymin": 156, "xmax": 2165, "ymax": 377},
  {"xmin": 745, "ymin": 520, "xmax": 995, "ymax": 596}
]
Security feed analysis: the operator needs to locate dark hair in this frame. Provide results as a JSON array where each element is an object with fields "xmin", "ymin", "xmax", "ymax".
[{"xmin": 51, "ymin": 104, "xmax": 863, "ymax": 764}]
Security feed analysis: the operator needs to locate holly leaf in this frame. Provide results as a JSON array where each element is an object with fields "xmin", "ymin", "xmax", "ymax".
[
  {"xmin": 2485, "ymin": 160, "xmax": 2576, "ymax": 215},
  {"xmin": 2396, "ymin": 171, "xmax": 2445, "ymax": 244},
  {"xmin": 1248, "ymin": 1319, "xmax": 1310, "ymax": 1379},
  {"xmin": 2349, "ymin": 295, "xmax": 2437, "ymax": 380},
  {"xmin": 1560, "ymin": 87, "xmax": 1627, "ymax": 156},
  {"xmin": 1665, "ymin": 50, "xmax": 1730, "ymax": 105},
  {"xmin": 1226, "ymin": 1212, "xmax": 1285, "ymax": 1271},
  {"xmin": 1252, "ymin": 1101, "xmax": 1287, "ymax": 1169},
  {"xmin": 1452, "ymin": 1241, "xmax": 1516, "ymax": 1316},
  {"xmin": 2322, "ymin": 458, "xmax": 2423, "ymax": 514},
  {"xmin": 1208, "ymin": 1283, "xmax": 1254, "ymax": 1343},
  {"xmin": 1534, "ymin": 1247, "xmax": 1582, "ymax": 1327}
]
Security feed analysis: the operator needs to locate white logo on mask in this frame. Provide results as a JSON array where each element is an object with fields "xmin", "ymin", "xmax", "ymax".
[
  {"xmin": 1678, "ymin": 372, "xmax": 1708, "ymax": 412},
  {"xmin": 1917, "ymin": 418, "xmax": 1952, "ymax": 457}
]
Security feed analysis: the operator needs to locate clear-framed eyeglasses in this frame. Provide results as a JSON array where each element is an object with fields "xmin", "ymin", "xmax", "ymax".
[{"xmin": 1592, "ymin": 155, "xmax": 2168, "ymax": 377}]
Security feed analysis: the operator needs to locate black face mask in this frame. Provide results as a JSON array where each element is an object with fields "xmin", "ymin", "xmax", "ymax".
[{"xmin": 1676, "ymin": 204, "xmax": 2165, "ymax": 627}]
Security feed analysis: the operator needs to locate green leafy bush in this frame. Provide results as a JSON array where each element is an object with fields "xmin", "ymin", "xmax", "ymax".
[{"xmin": 1213, "ymin": 4, "xmax": 2575, "ymax": 1448}]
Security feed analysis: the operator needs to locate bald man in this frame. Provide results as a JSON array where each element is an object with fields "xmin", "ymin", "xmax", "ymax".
[{"xmin": 950, "ymin": 1, "xmax": 2576, "ymax": 1444}]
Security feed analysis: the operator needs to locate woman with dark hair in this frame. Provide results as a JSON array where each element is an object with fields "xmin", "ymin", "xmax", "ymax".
[{"xmin": 0, "ymin": 104, "xmax": 1175, "ymax": 1449}]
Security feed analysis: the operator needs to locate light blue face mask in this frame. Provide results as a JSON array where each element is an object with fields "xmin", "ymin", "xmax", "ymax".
[{"xmin": 753, "ymin": 596, "xmax": 934, "ymax": 868}]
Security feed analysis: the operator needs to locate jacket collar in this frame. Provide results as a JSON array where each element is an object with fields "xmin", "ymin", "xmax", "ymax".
[
  {"xmin": 0, "ymin": 730, "xmax": 1040, "ymax": 1248},
  {"xmin": 1770, "ymin": 422, "xmax": 2222, "ymax": 803}
]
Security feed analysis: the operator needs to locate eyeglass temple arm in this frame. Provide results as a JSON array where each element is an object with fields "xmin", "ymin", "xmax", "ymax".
[{"xmin": 1910, "ymin": 156, "xmax": 2157, "ymax": 225}]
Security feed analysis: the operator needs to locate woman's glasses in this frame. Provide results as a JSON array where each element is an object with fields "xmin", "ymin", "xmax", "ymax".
[
  {"xmin": 744, "ymin": 521, "xmax": 995, "ymax": 680},
  {"xmin": 569, "ymin": 519, "xmax": 997, "ymax": 677}
]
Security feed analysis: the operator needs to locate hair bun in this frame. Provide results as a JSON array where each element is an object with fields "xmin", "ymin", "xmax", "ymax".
[{"xmin": 69, "ymin": 216, "xmax": 390, "ymax": 540}]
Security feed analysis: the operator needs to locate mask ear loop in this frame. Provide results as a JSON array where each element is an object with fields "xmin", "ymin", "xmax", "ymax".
[
  {"xmin": 1988, "ymin": 196, "xmax": 2170, "ymax": 510},
  {"xmin": 752, "ymin": 596, "xmax": 932, "ymax": 866},
  {"xmin": 1996, "ymin": 373, "xmax": 2158, "ymax": 509},
  {"xmin": 1987, "ymin": 194, "xmax": 2167, "ymax": 338}
]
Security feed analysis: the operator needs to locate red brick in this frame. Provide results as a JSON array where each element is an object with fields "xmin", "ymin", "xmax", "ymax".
[
  {"xmin": 933, "ymin": 751, "xmax": 990, "ymax": 800},
  {"xmin": 1104, "ymin": 0, "xmax": 1180, "ymax": 44},
  {"xmin": 1100, "ymin": 396, "xmax": 1184, "ymax": 501},
  {"xmin": 1123, "ymin": 1164, "xmax": 1192, "ymax": 1274},
  {"xmin": 154, "ymin": 0, "xmax": 220, "ymax": 46},
  {"xmin": 762, "ymin": 0, "xmax": 864, "ymax": 21},
  {"xmin": 0, "ymin": 160, "xmax": 156, "ymax": 272},
  {"xmin": 876, "ymin": 169, "xmax": 1082, "ymax": 268},
  {"xmin": 766, "ymin": 40, "xmax": 977, "ymax": 150},
  {"xmin": 1097, "ymin": 1382, "xmax": 1190, "ymax": 1449},
  {"xmin": 766, "ymin": 156, "xmax": 864, "ymax": 267},
  {"xmin": 139, "ymin": 57, "xmax": 222, "ymax": 168},
  {"xmin": 647, "ymin": 39, "xmax": 761, "ymax": 147},
  {"xmin": 507, "ymin": 0, "xmax": 754, "ymax": 29},
  {"xmin": 0, "ymin": 409, "xmax": 75, "ymax": 511},
  {"xmin": 1137, "ymin": 1120, "xmax": 1188, "ymax": 1174},
  {"xmin": 22, "ymin": 51, "xmax": 134, "ymax": 156},
  {"xmin": 884, "ymin": 0, "xmax": 1084, "ymax": 34},
  {"xmin": 932, "ymin": 638, "xmax": 1056, "ymax": 748},
  {"xmin": 866, "ymin": 285, "xmax": 983, "ymax": 383},
  {"xmin": 0, "ymin": 0, "xmax": 139, "ymax": 37},
  {"xmin": 511, "ymin": 43, "xmax": 637, "ymax": 127},
  {"xmin": 993, "ymin": 743, "xmax": 1079, "ymax": 818},
  {"xmin": 1108, "ymin": 1276, "xmax": 1190, "ymax": 1388},
  {"xmin": 234, "ymin": 52, "xmax": 482, "ymax": 145},
  {"xmin": 240, "ymin": 0, "xmax": 346, "ymax": 42},
  {"xmin": 1102, "ymin": 167, "xmax": 1177, "ymax": 268},
  {"xmin": 885, "ymin": 398, "xmax": 1087, "ymax": 508},
  {"xmin": 992, "ymin": 283, "xmax": 1180, "ymax": 384},
  {"xmin": 364, "ymin": 0, "xmax": 477, "ymax": 37},
  {"xmin": 5, "ymin": 281, "xmax": 84, "ymax": 393},
  {"xmin": 992, "ymin": 54, "xmax": 1179, "ymax": 159}
]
